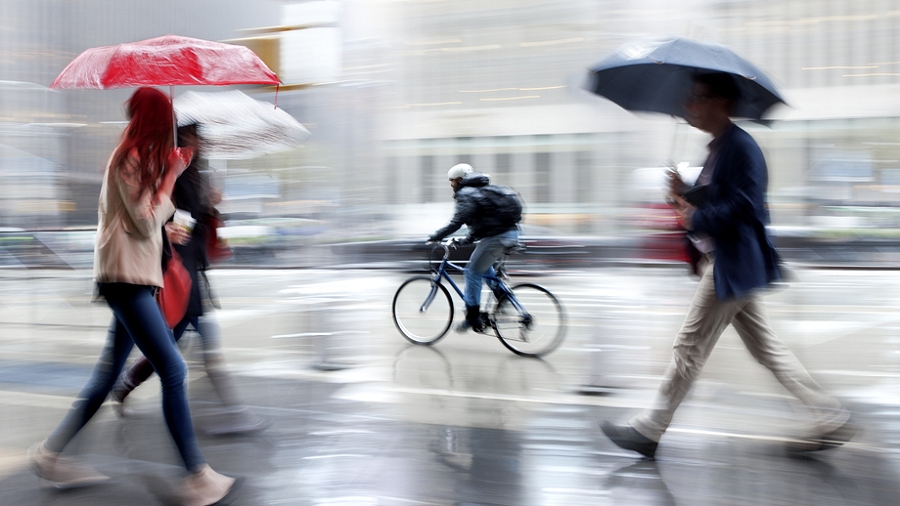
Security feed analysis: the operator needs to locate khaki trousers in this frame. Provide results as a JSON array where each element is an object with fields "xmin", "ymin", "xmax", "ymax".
[{"xmin": 631, "ymin": 257, "xmax": 847, "ymax": 442}]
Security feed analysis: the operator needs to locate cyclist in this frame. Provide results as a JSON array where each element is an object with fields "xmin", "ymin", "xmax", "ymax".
[{"xmin": 428, "ymin": 163, "xmax": 522, "ymax": 333}]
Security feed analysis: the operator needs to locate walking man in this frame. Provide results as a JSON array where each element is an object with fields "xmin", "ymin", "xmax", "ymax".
[
  {"xmin": 428, "ymin": 163, "xmax": 521, "ymax": 332},
  {"xmin": 601, "ymin": 72, "xmax": 854, "ymax": 458}
]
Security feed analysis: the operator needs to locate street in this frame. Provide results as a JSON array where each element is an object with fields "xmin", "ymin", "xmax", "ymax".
[{"xmin": 1, "ymin": 265, "xmax": 900, "ymax": 505}]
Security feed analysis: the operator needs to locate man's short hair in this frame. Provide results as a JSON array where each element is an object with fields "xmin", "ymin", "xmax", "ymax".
[{"xmin": 693, "ymin": 72, "xmax": 740, "ymax": 102}]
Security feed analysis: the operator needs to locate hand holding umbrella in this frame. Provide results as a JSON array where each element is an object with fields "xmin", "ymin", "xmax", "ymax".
[
  {"xmin": 169, "ymin": 146, "xmax": 194, "ymax": 174},
  {"xmin": 156, "ymin": 145, "xmax": 194, "ymax": 208},
  {"xmin": 669, "ymin": 193, "xmax": 695, "ymax": 230}
]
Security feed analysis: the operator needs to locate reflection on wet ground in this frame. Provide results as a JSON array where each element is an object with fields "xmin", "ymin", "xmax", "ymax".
[{"xmin": 1, "ymin": 267, "xmax": 900, "ymax": 505}]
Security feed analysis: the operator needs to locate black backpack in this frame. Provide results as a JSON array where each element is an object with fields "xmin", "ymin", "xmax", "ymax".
[{"xmin": 478, "ymin": 185, "xmax": 523, "ymax": 227}]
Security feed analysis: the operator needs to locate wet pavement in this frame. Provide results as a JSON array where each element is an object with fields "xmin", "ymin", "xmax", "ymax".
[{"xmin": 1, "ymin": 265, "xmax": 900, "ymax": 505}]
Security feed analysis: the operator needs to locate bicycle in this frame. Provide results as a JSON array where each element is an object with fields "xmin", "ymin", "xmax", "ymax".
[{"xmin": 391, "ymin": 238, "xmax": 566, "ymax": 357}]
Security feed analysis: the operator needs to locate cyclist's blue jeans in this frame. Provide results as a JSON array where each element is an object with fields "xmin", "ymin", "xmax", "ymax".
[
  {"xmin": 464, "ymin": 229, "xmax": 519, "ymax": 308},
  {"xmin": 45, "ymin": 283, "xmax": 206, "ymax": 471}
]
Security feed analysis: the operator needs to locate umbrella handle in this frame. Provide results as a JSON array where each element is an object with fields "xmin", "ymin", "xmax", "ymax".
[
  {"xmin": 667, "ymin": 121, "xmax": 689, "ymax": 166},
  {"xmin": 170, "ymin": 86, "xmax": 177, "ymax": 147}
]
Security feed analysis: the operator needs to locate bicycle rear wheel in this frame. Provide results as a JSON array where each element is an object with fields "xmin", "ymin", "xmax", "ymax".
[
  {"xmin": 392, "ymin": 276, "xmax": 454, "ymax": 345},
  {"xmin": 493, "ymin": 283, "xmax": 565, "ymax": 357}
]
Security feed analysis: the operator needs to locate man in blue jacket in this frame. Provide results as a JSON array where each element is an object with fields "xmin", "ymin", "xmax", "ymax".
[{"xmin": 601, "ymin": 73, "xmax": 853, "ymax": 458}]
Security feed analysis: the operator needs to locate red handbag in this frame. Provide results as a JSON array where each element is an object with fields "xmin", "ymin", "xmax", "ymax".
[{"xmin": 157, "ymin": 250, "xmax": 192, "ymax": 328}]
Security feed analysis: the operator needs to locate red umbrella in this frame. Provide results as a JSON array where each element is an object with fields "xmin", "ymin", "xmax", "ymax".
[{"xmin": 49, "ymin": 35, "xmax": 279, "ymax": 89}]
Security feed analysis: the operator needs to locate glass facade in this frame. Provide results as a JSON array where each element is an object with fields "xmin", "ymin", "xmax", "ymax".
[{"xmin": 2, "ymin": 0, "xmax": 900, "ymax": 237}]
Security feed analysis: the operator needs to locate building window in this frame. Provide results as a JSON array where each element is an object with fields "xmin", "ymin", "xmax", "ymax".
[
  {"xmin": 386, "ymin": 156, "xmax": 398, "ymax": 204},
  {"xmin": 576, "ymin": 151, "xmax": 592, "ymax": 203},
  {"xmin": 534, "ymin": 152, "xmax": 550, "ymax": 203},
  {"xmin": 494, "ymin": 152, "xmax": 510, "ymax": 185},
  {"xmin": 421, "ymin": 155, "xmax": 435, "ymax": 203}
]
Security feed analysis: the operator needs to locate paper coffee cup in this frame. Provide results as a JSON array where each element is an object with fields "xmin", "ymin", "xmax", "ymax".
[{"xmin": 173, "ymin": 209, "xmax": 196, "ymax": 233}]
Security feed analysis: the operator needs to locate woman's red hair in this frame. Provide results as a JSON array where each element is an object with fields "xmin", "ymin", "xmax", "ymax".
[{"xmin": 112, "ymin": 87, "xmax": 174, "ymax": 190}]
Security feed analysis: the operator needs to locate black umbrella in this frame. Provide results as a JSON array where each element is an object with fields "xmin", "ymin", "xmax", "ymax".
[{"xmin": 586, "ymin": 37, "xmax": 785, "ymax": 120}]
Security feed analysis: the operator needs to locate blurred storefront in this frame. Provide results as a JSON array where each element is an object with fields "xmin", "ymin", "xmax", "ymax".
[
  {"xmin": 3, "ymin": 0, "xmax": 900, "ymax": 244},
  {"xmin": 377, "ymin": 0, "xmax": 900, "ymax": 238}
]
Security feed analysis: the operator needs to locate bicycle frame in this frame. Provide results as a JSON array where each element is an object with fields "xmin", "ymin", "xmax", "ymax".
[
  {"xmin": 420, "ymin": 241, "xmax": 524, "ymax": 316},
  {"xmin": 394, "ymin": 238, "xmax": 564, "ymax": 356}
]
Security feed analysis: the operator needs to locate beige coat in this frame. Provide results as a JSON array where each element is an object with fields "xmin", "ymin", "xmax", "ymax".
[{"xmin": 94, "ymin": 147, "xmax": 175, "ymax": 287}]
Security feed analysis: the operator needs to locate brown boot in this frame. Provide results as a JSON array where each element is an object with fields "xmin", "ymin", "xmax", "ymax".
[
  {"xmin": 180, "ymin": 465, "xmax": 237, "ymax": 506},
  {"xmin": 28, "ymin": 441, "xmax": 110, "ymax": 489}
]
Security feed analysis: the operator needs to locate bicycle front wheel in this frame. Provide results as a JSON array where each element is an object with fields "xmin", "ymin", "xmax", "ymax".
[
  {"xmin": 392, "ymin": 276, "xmax": 454, "ymax": 345},
  {"xmin": 493, "ymin": 283, "xmax": 565, "ymax": 357}
]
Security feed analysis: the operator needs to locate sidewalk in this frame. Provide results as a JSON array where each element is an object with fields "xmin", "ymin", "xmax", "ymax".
[{"xmin": 2, "ymin": 267, "xmax": 900, "ymax": 505}]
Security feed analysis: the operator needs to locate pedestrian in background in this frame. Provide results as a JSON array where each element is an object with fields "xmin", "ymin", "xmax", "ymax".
[
  {"xmin": 112, "ymin": 123, "xmax": 270, "ymax": 435},
  {"xmin": 28, "ymin": 87, "xmax": 238, "ymax": 506},
  {"xmin": 601, "ymin": 73, "xmax": 854, "ymax": 459}
]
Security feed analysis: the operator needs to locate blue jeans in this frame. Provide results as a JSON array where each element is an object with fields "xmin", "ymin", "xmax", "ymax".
[
  {"xmin": 463, "ymin": 229, "xmax": 519, "ymax": 308},
  {"xmin": 45, "ymin": 283, "xmax": 206, "ymax": 471},
  {"xmin": 174, "ymin": 316, "xmax": 224, "ymax": 358},
  {"xmin": 173, "ymin": 315, "xmax": 238, "ymax": 406},
  {"xmin": 120, "ymin": 313, "xmax": 240, "ymax": 407}
]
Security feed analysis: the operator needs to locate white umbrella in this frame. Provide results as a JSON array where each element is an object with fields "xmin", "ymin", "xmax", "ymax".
[{"xmin": 174, "ymin": 90, "xmax": 310, "ymax": 159}]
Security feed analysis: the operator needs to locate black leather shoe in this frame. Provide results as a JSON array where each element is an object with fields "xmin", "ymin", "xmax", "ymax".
[
  {"xmin": 600, "ymin": 420, "xmax": 658, "ymax": 459},
  {"xmin": 787, "ymin": 415, "xmax": 857, "ymax": 453}
]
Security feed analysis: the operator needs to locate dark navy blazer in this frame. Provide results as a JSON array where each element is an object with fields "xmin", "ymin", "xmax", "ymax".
[{"xmin": 691, "ymin": 124, "xmax": 782, "ymax": 301}]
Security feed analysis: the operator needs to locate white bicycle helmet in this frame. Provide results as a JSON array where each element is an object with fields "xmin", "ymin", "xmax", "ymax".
[{"xmin": 447, "ymin": 163, "xmax": 473, "ymax": 180}]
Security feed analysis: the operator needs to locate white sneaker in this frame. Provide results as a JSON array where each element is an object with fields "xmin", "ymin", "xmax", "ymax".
[
  {"xmin": 27, "ymin": 441, "xmax": 110, "ymax": 489},
  {"xmin": 180, "ymin": 465, "xmax": 237, "ymax": 506}
]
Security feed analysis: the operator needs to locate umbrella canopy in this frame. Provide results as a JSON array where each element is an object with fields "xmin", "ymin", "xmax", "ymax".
[
  {"xmin": 586, "ymin": 37, "xmax": 785, "ymax": 120},
  {"xmin": 174, "ymin": 90, "xmax": 310, "ymax": 160},
  {"xmin": 49, "ymin": 35, "xmax": 279, "ymax": 89}
]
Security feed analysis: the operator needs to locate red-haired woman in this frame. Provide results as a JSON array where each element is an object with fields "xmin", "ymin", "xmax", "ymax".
[{"xmin": 28, "ymin": 87, "xmax": 237, "ymax": 505}]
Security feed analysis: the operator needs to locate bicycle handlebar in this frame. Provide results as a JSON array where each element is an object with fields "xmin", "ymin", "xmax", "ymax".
[
  {"xmin": 432, "ymin": 237, "xmax": 523, "ymax": 263},
  {"xmin": 439, "ymin": 238, "xmax": 457, "ymax": 257}
]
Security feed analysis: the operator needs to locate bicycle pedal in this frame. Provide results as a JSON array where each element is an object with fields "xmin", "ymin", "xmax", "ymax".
[{"xmin": 522, "ymin": 314, "xmax": 533, "ymax": 330}]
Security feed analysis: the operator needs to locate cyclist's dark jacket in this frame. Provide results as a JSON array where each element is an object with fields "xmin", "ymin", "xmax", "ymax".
[{"xmin": 428, "ymin": 172, "xmax": 518, "ymax": 243}]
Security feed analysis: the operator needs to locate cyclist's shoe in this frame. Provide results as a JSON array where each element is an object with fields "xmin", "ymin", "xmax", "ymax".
[
  {"xmin": 457, "ymin": 305, "xmax": 486, "ymax": 333},
  {"xmin": 455, "ymin": 320, "xmax": 473, "ymax": 333},
  {"xmin": 477, "ymin": 312, "xmax": 491, "ymax": 333},
  {"xmin": 456, "ymin": 319, "xmax": 488, "ymax": 333},
  {"xmin": 455, "ymin": 318, "xmax": 488, "ymax": 333}
]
